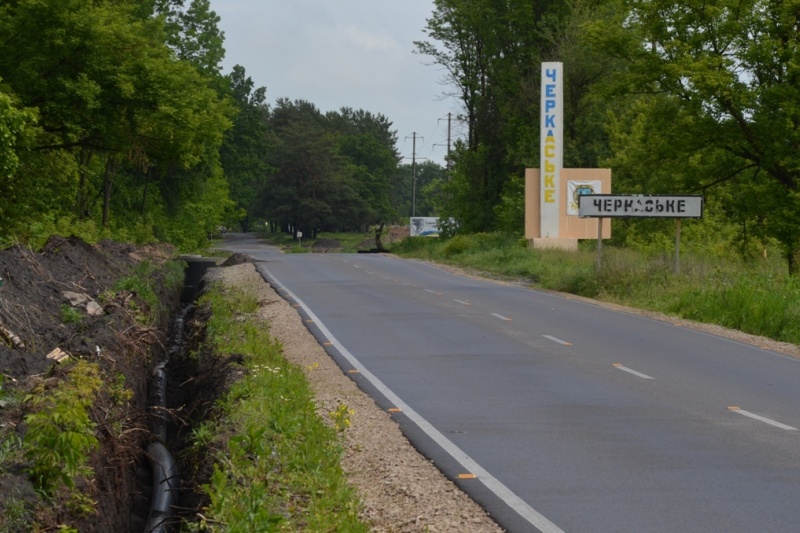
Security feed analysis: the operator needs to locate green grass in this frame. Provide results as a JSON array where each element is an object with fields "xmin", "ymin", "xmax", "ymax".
[
  {"xmin": 393, "ymin": 233, "xmax": 800, "ymax": 345},
  {"xmin": 263, "ymin": 230, "xmax": 378, "ymax": 253},
  {"xmin": 59, "ymin": 304, "xmax": 83, "ymax": 325},
  {"xmin": 187, "ymin": 283, "xmax": 368, "ymax": 532},
  {"xmin": 111, "ymin": 259, "xmax": 185, "ymax": 324}
]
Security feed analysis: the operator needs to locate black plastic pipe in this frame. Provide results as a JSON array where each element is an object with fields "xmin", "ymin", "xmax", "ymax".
[
  {"xmin": 143, "ymin": 442, "xmax": 179, "ymax": 533},
  {"xmin": 143, "ymin": 303, "xmax": 193, "ymax": 532}
]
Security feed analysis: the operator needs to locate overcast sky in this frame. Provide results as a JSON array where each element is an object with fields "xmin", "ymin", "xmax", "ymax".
[{"xmin": 211, "ymin": 0, "xmax": 462, "ymax": 165}]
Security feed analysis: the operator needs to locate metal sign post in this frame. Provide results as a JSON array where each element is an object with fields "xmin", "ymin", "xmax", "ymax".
[
  {"xmin": 675, "ymin": 219, "xmax": 681, "ymax": 273},
  {"xmin": 596, "ymin": 218, "xmax": 603, "ymax": 270},
  {"xmin": 579, "ymin": 194, "xmax": 704, "ymax": 272}
]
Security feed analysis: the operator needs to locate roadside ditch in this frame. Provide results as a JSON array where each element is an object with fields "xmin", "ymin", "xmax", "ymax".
[{"xmin": 0, "ymin": 240, "xmax": 240, "ymax": 532}]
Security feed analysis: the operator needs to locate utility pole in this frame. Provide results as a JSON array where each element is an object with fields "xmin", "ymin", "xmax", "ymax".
[
  {"xmin": 412, "ymin": 132, "xmax": 417, "ymax": 217},
  {"xmin": 446, "ymin": 112, "xmax": 452, "ymax": 172},
  {"xmin": 405, "ymin": 132, "xmax": 423, "ymax": 217},
  {"xmin": 436, "ymin": 112, "xmax": 462, "ymax": 174}
]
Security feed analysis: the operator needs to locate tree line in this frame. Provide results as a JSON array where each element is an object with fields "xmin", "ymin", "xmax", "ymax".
[{"xmin": 0, "ymin": 0, "xmax": 429, "ymax": 250}]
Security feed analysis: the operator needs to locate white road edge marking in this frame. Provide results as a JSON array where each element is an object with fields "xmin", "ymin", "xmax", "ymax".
[
  {"xmin": 728, "ymin": 407, "xmax": 798, "ymax": 431},
  {"xmin": 491, "ymin": 313, "xmax": 512, "ymax": 321},
  {"xmin": 261, "ymin": 265, "xmax": 563, "ymax": 533},
  {"xmin": 613, "ymin": 364, "xmax": 655, "ymax": 380},
  {"xmin": 543, "ymin": 335, "xmax": 571, "ymax": 346}
]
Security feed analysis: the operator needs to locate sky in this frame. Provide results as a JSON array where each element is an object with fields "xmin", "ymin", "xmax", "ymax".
[{"xmin": 210, "ymin": 0, "xmax": 462, "ymax": 166}]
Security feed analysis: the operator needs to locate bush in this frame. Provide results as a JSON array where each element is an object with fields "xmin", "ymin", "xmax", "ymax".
[{"xmin": 23, "ymin": 361, "xmax": 102, "ymax": 496}]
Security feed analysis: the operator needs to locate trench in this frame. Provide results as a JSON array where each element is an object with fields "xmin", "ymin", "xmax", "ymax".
[{"xmin": 141, "ymin": 257, "xmax": 218, "ymax": 533}]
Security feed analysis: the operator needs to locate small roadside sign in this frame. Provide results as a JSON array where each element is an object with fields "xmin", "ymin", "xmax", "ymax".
[
  {"xmin": 579, "ymin": 195, "xmax": 703, "ymax": 218},
  {"xmin": 578, "ymin": 194, "xmax": 704, "ymax": 273}
]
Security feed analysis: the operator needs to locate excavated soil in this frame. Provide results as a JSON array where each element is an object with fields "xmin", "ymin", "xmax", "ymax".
[{"xmin": 0, "ymin": 237, "xmax": 179, "ymax": 532}]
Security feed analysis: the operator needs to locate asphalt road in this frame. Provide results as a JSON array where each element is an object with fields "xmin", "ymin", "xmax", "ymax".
[{"xmin": 220, "ymin": 233, "xmax": 800, "ymax": 532}]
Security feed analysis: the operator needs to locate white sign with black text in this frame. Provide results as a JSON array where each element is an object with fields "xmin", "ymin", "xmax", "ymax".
[{"xmin": 578, "ymin": 195, "xmax": 703, "ymax": 218}]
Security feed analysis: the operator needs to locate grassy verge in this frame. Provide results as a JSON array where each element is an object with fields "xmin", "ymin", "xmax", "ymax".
[
  {"xmin": 392, "ymin": 233, "xmax": 800, "ymax": 346},
  {"xmin": 262, "ymin": 231, "xmax": 371, "ymax": 253},
  {"xmin": 187, "ymin": 282, "xmax": 368, "ymax": 532}
]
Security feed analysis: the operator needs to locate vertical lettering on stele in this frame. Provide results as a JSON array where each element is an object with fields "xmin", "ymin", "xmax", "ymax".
[{"xmin": 540, "ymin": 62, "xmax": 562, "ymax": 238}]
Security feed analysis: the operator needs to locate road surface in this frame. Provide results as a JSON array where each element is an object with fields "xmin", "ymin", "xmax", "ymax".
[{"xmin": 220, "ymin": 234, "xmax": 800, "ymax": 532}]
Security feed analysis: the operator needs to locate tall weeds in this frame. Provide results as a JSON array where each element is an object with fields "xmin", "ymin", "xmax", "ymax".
[{"xmin": 187, "ymin": 284, "xmax": 367, "ymax": 531}]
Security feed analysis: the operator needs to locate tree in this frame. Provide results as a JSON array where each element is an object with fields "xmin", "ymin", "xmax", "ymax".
[
  {"xmin": 393, "ymin": 160, "xmax": 447, "ymax": 219},
  {"xmin": 0, "ymin": 88, "xmax": 35, "ymax": 185},
  {"xmin": 0, "ymin": 0, "xmax": 234, "ymax": 248},
  {"xmin": 416, "ymin": 0, "xmax": 613, "ymax": 233},
  {"xmin": 220, "ymin": 65, "xmax": 271, "ymax": 231},
  {"xmin": 0, "ymin": 86, "xmax": 43, "ymax": 238},
  {"xmin": 262, "ymin": 99, "xmax": 362, "ymax": 237},
  {"xmin": 329, "ymin": 108, "xmax": 400, "ymax": 226},
  {"xmin": 155, "ymin": 0, "xmax": 226, "ymax": 77},
  {"xmin": 589, "ymin": 0, "xmax": 800, "ymax": 272}
]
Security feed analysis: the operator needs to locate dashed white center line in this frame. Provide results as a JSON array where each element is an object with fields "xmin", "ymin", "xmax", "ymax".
[
  {"xmin": 353, "ymin": 264, "xmax": 361, "ymax": 269},
  {"xmin": 728, "ymin": 407, "xmax": 798, "ymax": 431},
  {"xmin": 612, "ymin": 363, "xmax": 655, "ymax": 380},
  {"xmin": 491, "ymin": 313, "xmax": 512, "ymax": 321},
  {"xmin": 453, "ymin": 299, "xmax": 471, "ymax": 306},
  {"xmin": 543, "ymin": 335, "xmax": 572, "ymax": 346},
  {"xmin": 424, "ymin": 289, "xmax": 442, "ymax": 295}
]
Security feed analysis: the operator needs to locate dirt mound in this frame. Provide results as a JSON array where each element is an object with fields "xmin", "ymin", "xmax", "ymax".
[
  {"xmin": 0, "ymin": 236, "xmax": 146, "ymax": 379},
  {"xmin": 311, "ymin": 238, "xmax": 343, "ymax": 252},
  {"xmin": 386, "ymin": 225, "xmax": 410, "ymax": 243},
  {"xmin": 220, "ymin": 252, "xmax": 254, "ymax": 266},
  {"xmin": 356, "ymin": 225, "xmax": 410, "ymax": 251},
  {"xmin": 0, "ymin": 236, "xmax": 180, "ymax": 531}
]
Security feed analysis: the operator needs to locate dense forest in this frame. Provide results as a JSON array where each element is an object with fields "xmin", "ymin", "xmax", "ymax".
[
  {"xmin": 0, "ymin": 0, "xmax": 424, "ymax": 248},
  {"xmin": 1, "ymin": 0, "xmax": 799, "ymax": 271}
]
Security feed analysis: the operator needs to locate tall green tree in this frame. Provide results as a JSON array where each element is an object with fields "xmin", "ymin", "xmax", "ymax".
[
  {"xmin": 589, "ymin": 0, "xmax": 800, "ymax": 272},
  {"xmin": 258, "ymin": 100, "xmax": 403, "ymax": 236},
  {"xmin": 262, "ymin": 99, "xmax": 362, "ymax": 237},
  {"xmin": 155, "ymin": 0, "xmax": 226, "ymax": 77},
  {"xmin": 0, "ymin": 0, "xmax": 234, "ymax": 248},
  {"xmin": 416, "ymin": 0, "xmax": 613, "ymax": 233},
  {"xmin": 220, "ymin": 65, "xmax": 271, "ymax": 231},
  {"xmin": 329, "ymin": 107, "xmax": 400, "ymax": 226}
]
